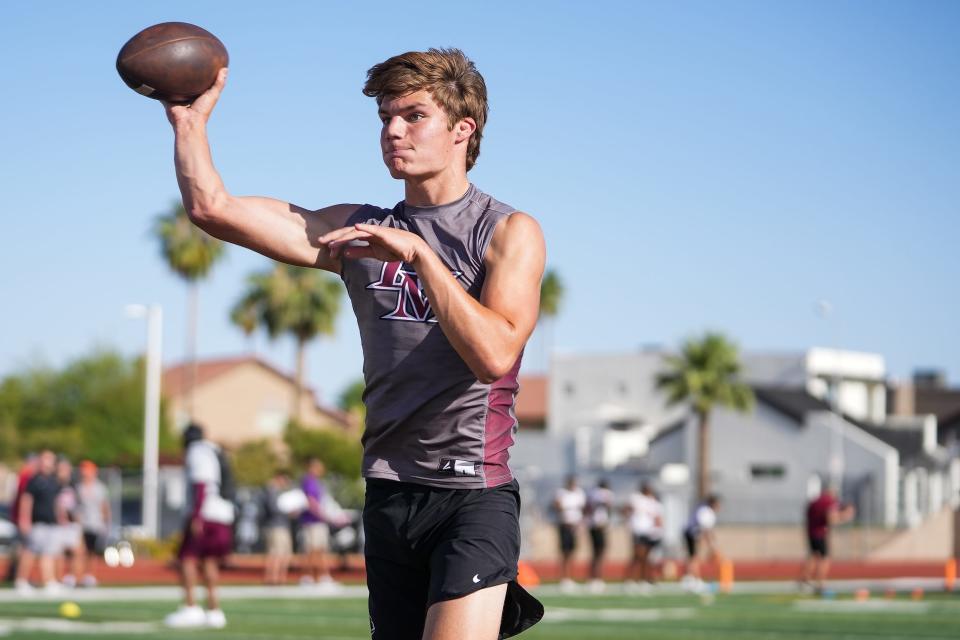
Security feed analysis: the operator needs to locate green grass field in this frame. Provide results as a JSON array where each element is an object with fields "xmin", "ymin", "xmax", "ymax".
[{"xmin": 0, "ymin": 591, "xmax": 958, "ymax": 639}]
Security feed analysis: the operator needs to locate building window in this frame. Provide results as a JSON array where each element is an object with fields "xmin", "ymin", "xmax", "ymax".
[{"xmin": 750, "ymin": 464, "xmax": 786, "ymax": 480}]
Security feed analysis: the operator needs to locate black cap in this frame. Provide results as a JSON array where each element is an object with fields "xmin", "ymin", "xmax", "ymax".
[{"xmin": 182, "ymin": 423, "xmax": 204, "ymax": 447}]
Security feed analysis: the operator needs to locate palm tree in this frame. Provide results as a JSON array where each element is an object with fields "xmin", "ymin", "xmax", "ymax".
[
  {"xmin": 538, "ymin": 269, "xmax": 564, "ymax": 368},
  {"xmin": 154, "ymin": 203, "xmax": 225, "ymax": 418},
  {"xmin": 655, "ymin": 332, "xmax": 754, "ymax": 501},
  {"xmin": 233, "ymin": 263, "xmax": 343, "ymax": 420},
  {"xmin": 229, "ymin": 292, "xmax": 260, "ymax": 354}
]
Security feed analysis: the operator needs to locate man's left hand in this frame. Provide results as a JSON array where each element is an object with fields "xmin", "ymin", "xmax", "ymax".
[{"xmin": 320, "ymin": 224, "xmax": 428, "ymax": 265}]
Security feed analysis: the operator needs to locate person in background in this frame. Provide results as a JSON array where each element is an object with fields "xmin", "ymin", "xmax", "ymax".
[
  {"xmin": 15, "ymin": 450, "xmax": 60, "ymax": 594},
  {"xmin": 584, "ymin": 478, "xmax": 614, "ymax": 593},
  {"xmin": 53, "ymin": 457, "xmax": 85, "ymax": 588},
  {"xmin": 552, "ymin": 474, "xmax": 585, "ymax": 592},
  {"xmin": 164, "ymin": 424, "xmax": 234, "ymax": 629},
  {"xmin": 800, "ymin": 486, "xmax": 855, "ymax": 595},
  {"xmin": 262, "ymin": 469, "xmax": 296, "ymax": 585},
  {"xmin": 75, "ymin": 460, "xmax": 111, "ymax": 587},
  {"xmin": 299, "ymin": 457, "xmax": 335, "ymax": 587},
  {"xmin": 682, "ymin": 494, "xmax": 721, "ymax": 592},
  {"xmin": 624, "ymin": 483, "xmax": 663, "ymax": 594},
  {"xmin": 5, "ymin": 453, "xmax": 37, "ymax": 585}
]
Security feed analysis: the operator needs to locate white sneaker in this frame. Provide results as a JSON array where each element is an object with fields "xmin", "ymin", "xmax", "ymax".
[
  {"xmin": 15, "ymin": 579, "xmax": 34, "ymax": 596},
  {"xmin": 299, "ymin": 575, "xmax": 315, "ymax": 586},
  {"xmin": 205, "ymin": 609, "xmax": 227, "ymax": 629},
  {"xmin": 42, "ymin": 581, "xmax": 64, "ymax": 595},
  {"xmin": 164, "ymin": 605, "xmax": 207, "ymax": 628},
  {"xmin": 638, "ymin": 581, "xmax": 654, "ymax": 596},
  {"xmin": 588, "ymin": 579, "xmax": 606, "ymax": 594},
  {"xmin": 80, "ymin": 574, "xmax": 98, "ymax": 588},
  {"xmin": 559, "ymin": 578, "xmax": 578, "ymax": 593},
  {"xmin": 61, "ymin": 574, "xmax": 77, "ymax": 588}
]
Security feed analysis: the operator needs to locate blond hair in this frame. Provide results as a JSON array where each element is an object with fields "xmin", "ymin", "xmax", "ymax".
[{"xmin": 363, "ymin": 48, "xmax": 488, "ymax": 171}]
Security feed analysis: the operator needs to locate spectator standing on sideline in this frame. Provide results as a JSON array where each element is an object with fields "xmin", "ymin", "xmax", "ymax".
[
  {"xmin": 682, "ymin": 495, "xmax": 722, "ymax": 592},
  {"xmin": 299, "ymin": 458, "xmax": 335, "ymax": 587},
  {"xmin": 552, "ymin": 475, "xmax": 585, "ymax": 592},
  {"xmin": 164, "ymin": 424, "xmax": 235, "ymax": 629},
  {"xmin": 5, "ymin": 454, "xmax": 37, "ymax": 585},
  {"xmin": 53, "ymin": 458, "xmax": 85, "ymax": 588},
  {"xmin": 262, "ymin": 469, "xmax": 296, "ymax": 585},
  {"xmin": 15, "ymin": 450, "xmax": 60, "ymax": 594},
  {"xmin": 584, "ymin": 479, "xmax": 614, "ymax": 592},
  {"xmin": 624, "ymin": 483, "xmax": 663, "ymax": 594},
  {"xmin": 75, "ymin": 460, "xmax": 111, "ymax": 588},
  {"xmin": 800, "ymin": 486, "xmax": 855, "ymax": 595}
]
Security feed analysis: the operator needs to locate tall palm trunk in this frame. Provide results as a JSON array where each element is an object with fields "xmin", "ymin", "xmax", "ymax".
[
  {"xmin": 186, "ymin": 282, "xmax": 199, "ymax": 419},
  {"xmin": 697, "ymin": 409, "xmax": 711, "ymax": 501},
  {"xmin": 293, "ymin": 336, "xmax": 306, "ymax": 422}
]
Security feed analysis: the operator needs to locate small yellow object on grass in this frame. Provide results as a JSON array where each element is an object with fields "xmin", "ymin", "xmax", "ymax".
[{"xmin": 59, "ymin": 601, "xmax": 81, "ymax": 618}]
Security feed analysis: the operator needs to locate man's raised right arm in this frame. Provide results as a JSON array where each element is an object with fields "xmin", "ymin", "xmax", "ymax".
[{"xmin": 166, "ymin": 68, "xmax": 357, "ymax": 272}]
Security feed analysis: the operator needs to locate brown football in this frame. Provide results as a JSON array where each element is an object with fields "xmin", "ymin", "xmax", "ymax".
[{"xmin": 117, "ymin": 22, "xmax": 228, "ymax": 104}]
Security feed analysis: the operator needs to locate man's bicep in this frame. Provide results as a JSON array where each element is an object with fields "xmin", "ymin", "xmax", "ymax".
[
  {"xmin": 480, "ymin": 212, "xmax": 546, "ymax": 339},
  {"xmin": 207, "ymin": 196, "xmax": 359, "ymax": 271}
]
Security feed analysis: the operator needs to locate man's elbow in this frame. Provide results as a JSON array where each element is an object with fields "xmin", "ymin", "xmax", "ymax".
[
  {"xmin": 186, "ymin": 193, "xmax": 230, "ymax": 228},
  {"xmin": 473, "ymin": 354, "xmax": 517, "ymax": 385}
]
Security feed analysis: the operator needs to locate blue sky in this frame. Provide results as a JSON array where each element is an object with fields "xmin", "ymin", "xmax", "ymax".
[{"xmin": 1, "ymin": 0, "xmax": 958, "ymax": 406}]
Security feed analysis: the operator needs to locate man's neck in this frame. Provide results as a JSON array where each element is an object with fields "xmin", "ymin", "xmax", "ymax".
[{"xmin": 404, "ymin": 170, "xmax": 470, "ymax": 208}]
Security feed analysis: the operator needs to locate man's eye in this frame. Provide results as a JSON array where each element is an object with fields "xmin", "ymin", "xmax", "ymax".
[{"xmin": 408, "ymin": 113, "xmax": 424, "ymax": 122}]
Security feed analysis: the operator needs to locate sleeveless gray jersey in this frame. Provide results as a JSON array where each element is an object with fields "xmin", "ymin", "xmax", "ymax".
[{"xmin": 341, "ymin": 184, "xmax": 522, "ymax": 489}]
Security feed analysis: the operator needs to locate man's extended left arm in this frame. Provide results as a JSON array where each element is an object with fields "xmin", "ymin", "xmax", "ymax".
[{"xmin": 322, "ymin": 212, "xmax": 545, "ymax": 383}]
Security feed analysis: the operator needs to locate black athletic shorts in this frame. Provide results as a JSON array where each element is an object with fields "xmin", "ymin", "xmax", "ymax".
[
  {"xmin": 83, "ymin": 531, "xmax": 102, "ymax": 554},
  {"xmin": 557, "ymin": 523, "xmax": 577, "ymax": 554},
  {"xmin": 684, "ymin": 530, "xmax": 698, "ymax": 557},
  {"xmin": 589, "ymin": 527, "xmax": 606, "ymax": 554},
  {"xmin": 633, "ymin": 534, "xmax": 661, "ymax": 549},
  {"xmin": 363, "ymin": 478, "xmax": 543, "ymax": 640},
  {"xmin": 808, "ymin": 534, "xmax": 828, "ymax": 557}
]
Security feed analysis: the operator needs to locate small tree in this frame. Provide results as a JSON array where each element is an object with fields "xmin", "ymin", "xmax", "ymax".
[
  {"xmin": 230, "ymin": 440, "xmax": 282, "ymax": 487},
  {"xmin": 656, "ymin": 332, "xmax": 754, "ymax": 501}
]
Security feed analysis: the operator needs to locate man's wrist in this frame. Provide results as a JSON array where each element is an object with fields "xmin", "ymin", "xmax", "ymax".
[
  {"xmin": 174, "ymin": 119, "xmax": 207, "ymax": 138},
  {"xmin": 409, "ymin": 237, "xmax": 435, "ymax": 268}
]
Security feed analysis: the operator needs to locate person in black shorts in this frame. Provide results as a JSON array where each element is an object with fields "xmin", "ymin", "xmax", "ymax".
[
  {"xmin": 162, "ymin": 48, "xmax": 545, "ymax": 639},
  {"xmin": 800, "ymin": 486, "xmax": 854, "ymax": 594},
  {"xmin": 584, "ymin": 479, "xmax": 613, "ymax": 591}
]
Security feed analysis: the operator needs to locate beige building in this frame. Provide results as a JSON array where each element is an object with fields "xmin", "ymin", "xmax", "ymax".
[{"xmin": 163, "ymin": 356, "xmax": 353, "ymax": 447}]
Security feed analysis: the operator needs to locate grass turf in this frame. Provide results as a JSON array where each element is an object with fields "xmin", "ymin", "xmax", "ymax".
[{"xmin": 0, "ymin": 591, "xmax": 958, "ymax": 639}]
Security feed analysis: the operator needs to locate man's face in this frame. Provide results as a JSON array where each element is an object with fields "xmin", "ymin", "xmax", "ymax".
[
  {"xmin": 378, "ymin": 90, "xmax": 464, "ymax": 180},
  {"xmin": 39, "ymin": 451, "xmax": 56, "ymax": 475}
]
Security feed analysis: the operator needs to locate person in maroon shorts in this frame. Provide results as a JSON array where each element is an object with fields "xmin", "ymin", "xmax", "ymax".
[
  {"xmin": 800, "ymin": 486, "xmax": 855, "ymax": 594},
  {"xmin": 165, "ymin": 424, "xmax": 235, "ymax": 629}
]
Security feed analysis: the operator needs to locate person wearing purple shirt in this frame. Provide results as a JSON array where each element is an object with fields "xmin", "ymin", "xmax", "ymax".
[{"xmin": 299, "ymin": 458, "xmax": 333, "ymax": 586}]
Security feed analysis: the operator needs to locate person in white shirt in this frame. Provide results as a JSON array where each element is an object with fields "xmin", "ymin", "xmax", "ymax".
[
  {"xmin": 682, "ymin": 494, "xmax": 721, "ymax": 589},
  {"xmin": 165, "ymin": 424, "xmax": 235, "ymax": 629},
  {"xmin": 552, "ymin": 475, "xmax": 585, "ymax": 590},
  {"xmin": 75, "ymin": 460, "xmax": 111, "ymax": 588},
  {"xmin": 623, "ymin": 483, "xmax": 663, "ymax": 591},
  {"xmin": 584, "ymin": 479, "xmax": 614, "ymax": 591}
]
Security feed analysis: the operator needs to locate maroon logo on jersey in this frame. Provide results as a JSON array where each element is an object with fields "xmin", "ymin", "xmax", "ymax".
[{"xmin": 366, "ymin": 261, "xmax": 462, "ymax": 323}]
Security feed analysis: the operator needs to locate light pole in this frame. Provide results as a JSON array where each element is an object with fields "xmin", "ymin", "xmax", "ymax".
[
  {"xmin": 126, "ymin": 304, "xmax": 163, "ymax": 540},
  {"xmin": 815, "ymin": 300, "xmax": 844, "ymax": 493}
]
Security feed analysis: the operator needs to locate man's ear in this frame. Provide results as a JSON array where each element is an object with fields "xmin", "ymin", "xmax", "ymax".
[{"xmin": 455, "ymin": 117, "xmax": 477, "ymax": 143}]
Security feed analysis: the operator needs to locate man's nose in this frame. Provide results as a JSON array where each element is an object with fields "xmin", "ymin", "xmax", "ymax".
[{"xmin": 384, "ymin": 115, "xmax": 404, "ymax": 139}]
